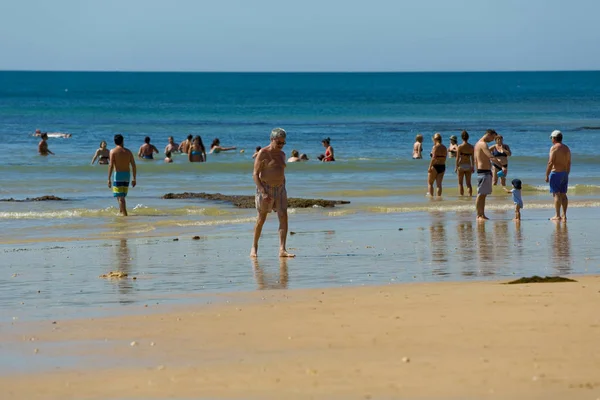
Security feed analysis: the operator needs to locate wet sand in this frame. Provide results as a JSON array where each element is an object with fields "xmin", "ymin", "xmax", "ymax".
[{"xmin": 2, "ymin": 276, "xmax": 600, "ymax": 399}]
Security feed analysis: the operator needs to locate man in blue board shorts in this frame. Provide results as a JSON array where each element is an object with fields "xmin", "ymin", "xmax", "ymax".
[
  {"xmin": 545, "ymin": 130, "xmax": 571, "ymax": 221},
  {"xmin": 108, "ymin": 134, "xmax": 137, "ymax": 216}
]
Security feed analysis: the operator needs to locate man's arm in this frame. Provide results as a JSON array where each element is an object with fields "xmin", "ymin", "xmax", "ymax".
[
  {"xmin": 152, "ymin": 145, "xmax": 159, "ymax": 154},
  {"xmin": 137, "ymin": 146, "xmax": 143, "ymax": 158},
  {"xmin": 545, "ymin": 147, "xmax": 555, "ymax": 182},
  {"xmin": 107, "ymin": 151, "xmax": 114, "ymax": 187},
  {"xmin": 253, "ymin": 151, "xmax": 267, "ymax": 196},
  {"xmin": 481, "ymin": 145, "xmax": 504, "ymax": 168},
  {"xmin": 130, "ymin": 151, "xmax": 137, "ymax": 187}
]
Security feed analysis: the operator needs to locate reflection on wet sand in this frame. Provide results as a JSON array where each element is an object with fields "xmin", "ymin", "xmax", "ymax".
[
  {"xmin": 429, "ymin": 212, "xmax": 448, "ymax": 276},
  {"xmin": 252, "ymin": 258, "xmax": 289, "ymax": 290},
  {"xmin": 476, "ymin": 222, "xmax": 494, "ymax": 276},
  {"xmin": 114, "ymin": 239, "xmax": 134, "ymax": 302},
  {"xmin": 514, "ymin": 221, "xmax": 524, "ymax": 259},
  {"xmin": 493, "ymin": 220, "xmax": 510, "ymax": 273},
  {"xmin": 551, "ymin": 222, "xmax": 571, "ymax": 274},
  {"xmin": 456, "ymin": 220, "xmax": 476, "ymax": 276}
]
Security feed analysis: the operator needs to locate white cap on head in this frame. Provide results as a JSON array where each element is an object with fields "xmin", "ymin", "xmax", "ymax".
[{"xmin": 550, "ymin": 130, "xmax": 562, "ymax": 138}]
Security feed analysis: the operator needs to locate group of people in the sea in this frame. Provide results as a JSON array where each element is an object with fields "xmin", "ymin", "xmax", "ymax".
[
  {"xmin": 35, "ymin": 126, "xmax": 570, "ymax": 257},
  {"xmin": 413, "ymin": 129, "xmax": 571, "ymax": 222}
]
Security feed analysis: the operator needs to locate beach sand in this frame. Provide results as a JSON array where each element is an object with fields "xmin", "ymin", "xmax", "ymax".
[{"xmin": 3, "ymin": 276, "xmax": 600, "ymax": 400}]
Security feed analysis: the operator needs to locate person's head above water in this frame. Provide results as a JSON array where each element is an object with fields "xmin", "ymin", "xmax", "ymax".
[
  {"xmin": 322, "ymin": 137, "xmax": 331, "ymax": 146},
  {"xmin": 461, "ymin": 130, "xmax": 469, "ymax": 141},
  {"xmin": 100, "ymin": 140, "xmax": 107, "ymax": 149},
  {"xmin": 41, "ymin": 133, "xmax": 48, "ymax": 140},
  {"xmin": 255, "ymin": 146, "xmax": 261, "ymax": 152},
  {"xmin": 114, "ymin": 134, "xmax": 124, "ymax": 146},
  {"xmin": 449, "ymin": 135, "xmax": 458, "ymax": 144},
  {"xmin": 144, "ymin": 136, "xmax": 151, "ymax": 144},
  {"xmin": 300, "ymin": 153, "xmax": 309, "ymax": 160},
  {"xmin": 511, "ymin": 179, "xmax": 522, "ymax": 190},
  {"xmin": 415, "ymin": 134, "xmax": 423, "ymax": 143},
  {"xmin": 168, "ymin": 136, "xmax": 175, "ymax": 143},
  {"xmin": 291, "ymin": 149, "xmax": 299, "ymax": 158},
  {"xmin": 187, "ymin": 134, "xmax": 193, "ymax": 141},
  {"xmin": 433, "ymin": 133, "xmax": 442, "ymax": 143},
  {"xmin": 211, "ymin": 138, "xmax": 220, "ymax": 147}
]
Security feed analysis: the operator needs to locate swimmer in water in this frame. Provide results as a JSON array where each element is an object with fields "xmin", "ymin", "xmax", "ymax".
[
  {"xmin": 210, "ymin": 138, "xmax": 237, "ymax": 154},
  {"xmin": 38, "ymin": 133, "xmax": 54, "ymax": 156},
  {"xmin": 138, "ymin": 136, "xmax": 159, "ymax": 160},
  {"xmin": 252, "ymin": 146, "xmax": 261, "ymax": 159},
  {"xmin": 91, "ymin": 141, "xmax": 110, "ymax": 165},
  {"xmin": 287, "ymin": 149, "xmax": 301, "ymax": 163}
]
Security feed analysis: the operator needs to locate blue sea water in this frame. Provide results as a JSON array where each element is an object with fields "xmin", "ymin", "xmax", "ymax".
[{"xmin": 2, "ymin": 71, "xmax": 600, "ymax": 233}]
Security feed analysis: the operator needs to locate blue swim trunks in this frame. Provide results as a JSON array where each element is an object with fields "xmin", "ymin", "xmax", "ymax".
[
  {"xmin": 549, "ymin": 171, "xmax": 568, "ymax": 194},
  {"xmin": 112, "ymin": 171, "xmax": 130, "ymax": 197}
]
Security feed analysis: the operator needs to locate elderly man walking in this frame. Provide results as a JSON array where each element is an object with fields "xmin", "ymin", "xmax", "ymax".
[
  {"xmin": 251, "ymin": 128, "xmax": 295, "ymax": 258},
  {"xmin": 474, "ymin": 129, "xmax": 507, "ymax": 221}
]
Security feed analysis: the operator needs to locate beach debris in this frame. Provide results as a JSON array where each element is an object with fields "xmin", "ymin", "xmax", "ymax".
[
  {"xmin": 290, "ymin": 231, "xmax": 296, "ymax": 235},
  {"xmin": 130, "ymin": 341, "xmax": 138, "ymax": 347},
  {"xmin": 173, "ymin": 238, "xmax": 179, "ymax": 241},
  {"xmin": 33, "ymin": 348, "xmax": 39, "ymax": 354},
  {"xmin": 506, "ymin": 276, "xmax": 576, "ymax": 284},
  {"xmin": 99, "ymin": 271, "xmax": 128, "ymax": 279},
  {"xmin": 398, "ymin": 228, "xmax": 403, "ymax": 231},
  {"xmin": 192, "ymin": 236, "xmax": 201, "ymax": 240},
  {"xmin": 161, "ymin": 192, "xmax": 350, "ymax": 209},
  {"xmin": 150, "ymin": 342, "xmax": 155, "ymax": 347},
  {"xmin": 12, "ymin": 273, "xmax": 18, "ymax": 278},
  {"xmin": 402, "ymin": 357, "xmax": 410, "ymax": 363}
]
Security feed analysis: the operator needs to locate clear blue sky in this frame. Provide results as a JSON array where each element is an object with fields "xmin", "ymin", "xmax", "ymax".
[{"xmin": 1, "ymin": 0, "xmax": 598, "ymax": 72}]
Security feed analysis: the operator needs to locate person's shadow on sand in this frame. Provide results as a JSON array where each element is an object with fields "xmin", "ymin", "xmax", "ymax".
[{"xmin": 252, "ymin": 258, "xmax": 289, "ymax": 290}]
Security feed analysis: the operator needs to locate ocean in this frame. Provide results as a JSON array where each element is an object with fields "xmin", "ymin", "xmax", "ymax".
[{"xmin": 2, "ymin": 71, "xmax": 600, "ymax": 318}]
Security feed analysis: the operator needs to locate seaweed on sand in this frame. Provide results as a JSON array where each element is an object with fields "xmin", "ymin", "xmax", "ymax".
[{"xmin": 506, "ymin": 276, "xmax": 577, "ymax": 284}]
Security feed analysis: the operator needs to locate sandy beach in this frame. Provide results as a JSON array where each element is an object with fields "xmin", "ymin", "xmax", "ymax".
[{"xmin": 3, "ymin": 275, "xmax": 600, "ymax": 400}]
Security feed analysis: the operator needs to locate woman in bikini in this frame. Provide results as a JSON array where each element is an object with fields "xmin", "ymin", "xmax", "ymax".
[
  {"xmin": 188, "ymin": 136, "xmax": 207, "ymax": 162},
  {"xmin": 413, "ymin": 134, "xmax": 423, "ymax": 159},
  {"xmin": 448, "ymin": 135, "xmax": 459, "ymax": 158},
  {"xmin": 455, "ymin": 130, "xmax": 475, "ymax": 196},
  {"xmin": 91, "ymin": 141, "xmax": 110, "ymax": 165},
  {"xmin": 489, "ymin": 135, "xmax": 511, "ymax": 186},
  {"xmin": 318, "ymin": 137, "xmax": 335, "ymax": 162},
  {"xmin": 427, "ymin": 133, "xmax": 447, "ymax": 197}
]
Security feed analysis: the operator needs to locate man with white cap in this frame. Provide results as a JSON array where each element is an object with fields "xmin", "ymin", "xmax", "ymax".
[{"xmin": 545, "ymin": 130, "xmax": 571, "ymax": 221}]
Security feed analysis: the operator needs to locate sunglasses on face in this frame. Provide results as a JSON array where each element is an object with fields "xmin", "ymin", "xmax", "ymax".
[{"xmin": 274, "ymin": 140, "xmax": 286, "ymax": 146}]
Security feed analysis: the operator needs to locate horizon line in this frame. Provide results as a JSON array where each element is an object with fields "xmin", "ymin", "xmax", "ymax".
[{"xmin": 1, "ymin": 68, "xmax": 600, "ymax": 74}]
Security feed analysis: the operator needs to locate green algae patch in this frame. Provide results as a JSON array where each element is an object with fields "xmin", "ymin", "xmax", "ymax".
[
  {"xmin": 506, "ymin": 276, "xmax": 577, "ymax": 284},
  {"xmin": 162, "ymin": 192, "xmax": 350, "ymax": 209}
]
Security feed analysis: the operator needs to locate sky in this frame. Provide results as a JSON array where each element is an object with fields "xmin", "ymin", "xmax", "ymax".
[{"xmin": 0, "ymin": 0, "xmax": 598, "ymax": 72}]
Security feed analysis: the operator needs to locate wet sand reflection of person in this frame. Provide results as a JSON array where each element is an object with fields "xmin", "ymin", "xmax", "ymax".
[
  {"xmin": 476, "ymin": 223, "xmax": 494, "ymax": 276},
  {"xmin": 115, "ymin": 239, "xmax": 134, "ymax": 302},
  {"xmin": 456, "ymin": 219, "xmax": 476, "ymax": 276},
  {"xmin": 514, "ymin": 221, "xmax": 524, "ymax": 260},
  {"xmin": 252, "ymin": 258, "xmax": 289, "ymax": 290},
  {"xmin": 551, "ymin": 221, "xmax": 571, "ymax": 274},
  {"xmin": 429, "ymin": 212, "xmax": 448, "ymax": 276},
  {"xmin": 492, "ymin": 219, "xmax": 510, "ymax": 269}
]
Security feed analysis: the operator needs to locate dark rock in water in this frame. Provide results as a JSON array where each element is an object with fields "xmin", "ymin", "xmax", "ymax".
[
  {"xmin": 161, "ymin": 192, "xmax": 350, "ymax": 209},
  {"xmin": 192, "ymin": 236, "xmax": 201, "ymax": 240},
  {"xmin": 506, "ymin": 275, "xmax": 577, "ymax": 284},
  {"xmin": 0, "ymin": 195, "xmax": 65, "ymax": 202}
]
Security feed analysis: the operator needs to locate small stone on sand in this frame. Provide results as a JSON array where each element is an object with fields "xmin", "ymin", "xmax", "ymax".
[
  {"xmin": 130, "ymin": 341, "xmax": 138, "ymax": 347},
  {"xmin": 402, "ymin": 357, "xmax": 410, "ymax": 363}
]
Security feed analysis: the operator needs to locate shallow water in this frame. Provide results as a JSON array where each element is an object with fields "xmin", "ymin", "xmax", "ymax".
[{"xmin": 2, "ymin": 207, "xmax": 597, "ymax": 322}]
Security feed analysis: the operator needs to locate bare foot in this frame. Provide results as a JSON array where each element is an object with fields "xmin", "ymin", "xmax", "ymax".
[
  {"xmin": 550, "ymin": 216, "xmax": 561, "ymax": 221},
  {"xmin": 562, "ymin": 216, "xmax": 567, "ymax": 221},
  {"xmin": 477, "ymin": 215, "xmax": 489, "ymax": 221},
  {"xmin": 279, "ymin": 250, "xmax": 295, "ymax": 258},
  {"xmin": 250, "ymin": 247, "xmax": 258, "ymax": 258},
  {"xmin": 513, "ymin": 218, "xmax": 521, "ymax": 222}
]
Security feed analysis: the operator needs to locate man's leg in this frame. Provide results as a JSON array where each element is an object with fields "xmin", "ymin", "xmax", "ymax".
[
  {"xmin": 116, "ymin": 197, "xmax": 127, "ymax": 216},
  {"xmin": 277, "ymin": 210, "xmax": 295, "ymax": 257},
  {"xmin": 561, "ymin": 193, "xmax": 568, "ymax": 220},
  {"xmin": 251, "ymin": 212, "xmax": 268, "ymax": 257},
  {"xmin": 551, "ymin": 193, "xmax": 561, "ymax": 220},
  {"xmin": 476, "ymin": 194, "xmax": 488, "ymax": 220}
]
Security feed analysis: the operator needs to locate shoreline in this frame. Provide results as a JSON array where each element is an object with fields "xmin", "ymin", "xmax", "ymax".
[{"xmin": 2, "ymin": 276, "xmax": 600, "ymax": 399}]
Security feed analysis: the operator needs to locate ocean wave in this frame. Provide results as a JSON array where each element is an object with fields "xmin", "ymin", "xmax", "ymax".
[
  {"xmin": 0, "ymin": 206, "xmax": 238, "ymax": 220},
  {"xmin": 175, "ymin": 217, "xmax": 255, "ymax": 227},
  {"xmin": 367, "ymin": 200, "xmax": 600, "ymax": 214},
  {"xmin": 523, "ymin": 184, "xmax": 600, "ymax": 194}
]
